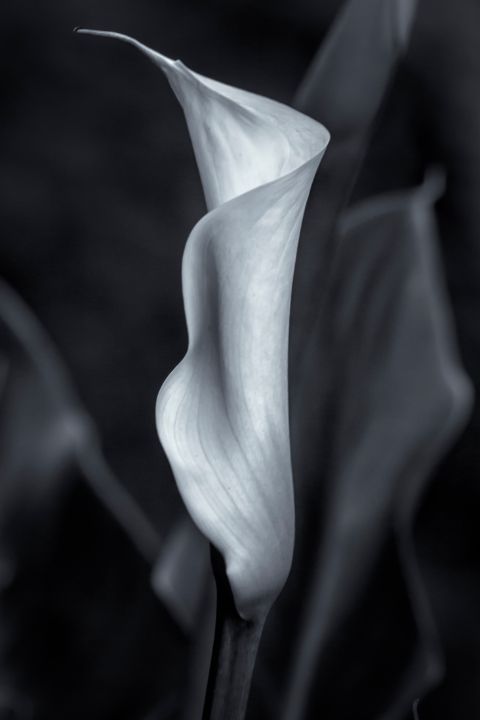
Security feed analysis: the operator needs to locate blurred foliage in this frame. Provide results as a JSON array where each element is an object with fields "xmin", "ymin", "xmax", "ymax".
[
  {"xmin": 0, "ymin": 282, "xmax": 186, "ymax": 719},
  {"xmin": 1, "ymin": 0, "xmax": 480, "ymax": 719}
]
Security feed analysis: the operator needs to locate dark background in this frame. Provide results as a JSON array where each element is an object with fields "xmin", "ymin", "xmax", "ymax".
[{"xmin": 1, "ymin": 1, "xmax": 479, "ymax": 719}]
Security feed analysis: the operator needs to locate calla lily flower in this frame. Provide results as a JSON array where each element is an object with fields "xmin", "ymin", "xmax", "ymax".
[{"xmin": 77, "ymin": 29, "xmax": 329, "ymax": 619}]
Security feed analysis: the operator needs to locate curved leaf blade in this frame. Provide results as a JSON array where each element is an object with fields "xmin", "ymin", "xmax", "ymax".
[{"xmin": 283, "ymin": 177, "xmax": 472, "ymax": 720}]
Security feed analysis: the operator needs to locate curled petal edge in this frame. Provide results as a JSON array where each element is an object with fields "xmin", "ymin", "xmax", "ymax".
[{"xmin": 77, "ymin": 29, "xmax": 330, "ymax": 619}]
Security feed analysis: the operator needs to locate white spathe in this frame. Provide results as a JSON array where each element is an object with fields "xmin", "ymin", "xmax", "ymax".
[{"xmin": 79, "ymin": 30, "xmax": 329, "ymax": 620}]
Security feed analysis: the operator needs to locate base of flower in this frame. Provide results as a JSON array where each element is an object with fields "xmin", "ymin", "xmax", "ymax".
[{"xmin": 202, "ymin": 547, "xmax": 266, "ymax": 720}]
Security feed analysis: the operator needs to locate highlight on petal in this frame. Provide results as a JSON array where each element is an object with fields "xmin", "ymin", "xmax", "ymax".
[{"xmin": 77, "ymin": 29, "xmax": 329, "ymax": 619}]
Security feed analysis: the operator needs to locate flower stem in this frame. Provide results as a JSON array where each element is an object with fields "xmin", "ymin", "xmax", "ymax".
[{"xmin": 202, "ymin": 548, "xmax": 266, "ymax": 720}]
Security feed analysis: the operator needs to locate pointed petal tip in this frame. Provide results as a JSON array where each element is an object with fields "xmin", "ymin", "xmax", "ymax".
[
  {"xmin": 73, "ymin": 28, "xmax": 122, "ymax": 39},
  {"xmin": 73, "ymin": 28, "xmax": 120, "ymax": 40},
  {"xmin": 74, "ymin": 28, "xmax": 175, "ymax": 69}
]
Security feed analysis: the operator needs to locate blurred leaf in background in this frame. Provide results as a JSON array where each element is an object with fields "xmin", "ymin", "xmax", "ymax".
[
  {"xmin": 0, "ymin": 281, "xmax": 187, "ymax": 720},
  {"xmin": 264, "ymin": 178, "xmax": 472, "ymax": 720},
  {"xmin": 1, "ymin": 0, "xmax": 480, "ymax": 719}
]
